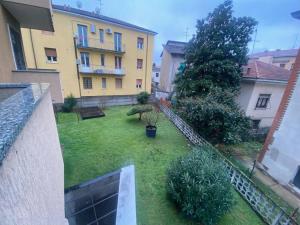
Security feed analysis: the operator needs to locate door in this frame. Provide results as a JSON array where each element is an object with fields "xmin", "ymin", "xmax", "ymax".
[
  {"xmin": 80, "ymin": 52, "xmax": 90, "ymax": 72},
  {"xmin": 114, "ymin": 32, "xmax": 122, "ymax": 52},
  {"xmin": 78, "ymin": 24, "xmax": 88, "ymax": 47},
  {"xmin": 9, "ymin": 26, "xmax": 26, "ymax": 70}
]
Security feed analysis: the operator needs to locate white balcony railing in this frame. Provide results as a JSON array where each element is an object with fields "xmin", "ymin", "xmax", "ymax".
[
  {"xmin": 79, "ymin": 64, "xmax": 125, "ymax": 76},
  {"xmin": 76, "ymin": 37, "xmax": 126, "ymax": 53}
]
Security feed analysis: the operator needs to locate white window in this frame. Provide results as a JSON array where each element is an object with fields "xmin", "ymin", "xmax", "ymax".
[
  {"xmin": 45, "ymin": 48, "xmax": 57, "ymax": 63},
  {"xmin": 100, "ymin": 54, "xmax": 105, "ymax": 66},
  {"xmin": 137, "ymin": 59, "xmax": 143, "ymax": 69},
  {"xmin": 77, "ymin": 24, "xmax": 88, "ymax": 47},
  {"xmin": 102, "ymin": 78, "xmax": 106, "ymax": 88},
  {"xmin": 80, "ymin": 52, "xmax": 90, "ymax": 67},
  {"xmin": 99, "ymin": 29, "xmax": 104, "ymax": 43},
  {"xmin": 115, "ymin": 78, "xmax": 122, "ymax": 88},
  {"xmin": 83, "ymin": 77, "xmax": 92, "ymax": 89},
  {"xmin": 136, "ymin": 79, "xmax": 142, "ymax": 88},
  {"xmin": 115, "ymin": 56, "xmax": 122, "ymax": 69},
  {"xmin": 137, "ymin": 37, "xmax": 144, "ymax": 49}
]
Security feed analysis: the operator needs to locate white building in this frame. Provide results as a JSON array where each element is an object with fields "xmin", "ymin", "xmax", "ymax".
[
  {"xmin": 257, "ymin": 11, "xmax": 300, "ymax": 192},
  {"xmin": 152, "ymin": 64, "xmax": 160, "ymax": 87}
]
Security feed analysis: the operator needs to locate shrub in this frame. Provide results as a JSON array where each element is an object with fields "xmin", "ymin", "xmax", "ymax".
[
  {"xmin": 142, "ymin": 109, "xmax": 159, "ymax": 127},
  {"xmin": 62, "ymin": 94, "xmax": 77, "ymax": 112},
  {"xmin": 127, "ymin": 105, "xmax": 153, "ymax": 120},
  {"xmin": 137, "ymin": 91, "xmax": 150, "ymax": 104},
  {"xmin": 167, "ymin": 147, "xmax": 234, "ymax": 225},
  {"xmin": 177, "ymin": 87, "xmax": 251, "ymax": 144}
]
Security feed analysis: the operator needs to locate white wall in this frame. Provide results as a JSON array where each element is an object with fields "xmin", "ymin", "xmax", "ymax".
[
  {"xmin": 262, "ymin": 73, "xmax": 300, "ymax": 188},
  {"xmin": 0, "ymin": 91, "xmax": 68, "ymax": 225},
  {"xmin": 152, "ymin": 71, "xmax": 160, "ymax": 84}
]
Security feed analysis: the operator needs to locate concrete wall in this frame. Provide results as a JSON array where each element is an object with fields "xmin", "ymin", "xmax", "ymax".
[
  {"xmin": 0, "ymin": 91, "xmax": 68, "ymax": 225},
  {"xmin": 261, "ymin": 73, "xmax": 300, "ymax": 189},
  {"xmin": 236, "ymin": 81, "xmax": 255, "ymax": 112},
  {"xmin": 0, "ymin": 4, "xmax": 20, "ymax": 82},
  {"xmin": 12, "ymin": 70, "xmax": 64, "ymax": 103},
  {"xmin": 78, "ymin": 94, "xmax": 139, "ymax": 107},
  {"xmin": 152, "ymin": 71, "xmax": 160, "ymax": 84}
]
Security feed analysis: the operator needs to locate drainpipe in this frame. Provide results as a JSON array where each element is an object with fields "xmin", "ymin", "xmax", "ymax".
[
  {"xmin": 73, "ymin": 37, "xmax": 82, "ymax": 102},
  {"xmin": 29, "ymin": 29, "xmax": 38, "ymax": 69},
  {"xmin": 144, "ymin": 33, "xmax": 149, "ymax": 92}
]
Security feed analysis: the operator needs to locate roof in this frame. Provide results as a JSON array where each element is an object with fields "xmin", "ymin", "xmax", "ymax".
[
  {"xmin": 249, "ymin": 49, "xmax": 298, "ymax": 59},
  {"xmin": 243, "ymin": 60, "xmax": 291, "ymax": 82},
  {"xmin": 292, "ymin": 10, "xmax": 300, "ymax": 19},
  {"xmin": 163, "ymin": 40, "xmax": 187, "ymax": 55},
  {"xmin": 52, "ymin": 4, "xmax": 157, "ymax": 35}
]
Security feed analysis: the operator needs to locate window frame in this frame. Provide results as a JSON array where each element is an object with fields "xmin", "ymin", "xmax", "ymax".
[
  {"xmin": 45, "ymin": 48, "xmax": 57, "ymax": 63},
  {"xmin": 115, "ymin": 56, "xmax": 122, "ymax": 69},
  {"xmin": 83, "ymin": 77, "xmax": 92, "ymax": 89},
  {"xmin": 137, "ymin": 37, "xmax": 144, "ymax": 49},
  {"xmin": 102, "ymin": 77, "xmax": 107, "ymax": 89},
  {"xmin": 155, "ymin": 72, "xmax": 159, "ymax": 77},
  {"xmin": 8, "ymin": 25, "xmax": 26, "ymax": 70},
  {"xmin": 137, "ymin": 59, "xmax": 143, "ymax": 69},
  {"xmin": 77, "ymin": 24, "xmax": 88, "ymax": 47},
  {"xmin": 80, "ymin": 52, "xmax": 90, "ymax": 67},
  {"xmin": 136, "ymin": 79, "xmax": 142, "ymax": 89},
  {"xmin": 115, "ymin": 78, "xmax": 122, "ymax": 89},
  {"xmin": 100, "ymin": 54, "xmax": 105, "ymax": 66},
  {"xmin": 255, "ymin": 94, "xmax": 271, "ymax": 109},
  {"xmin": 99, "ymin": 29, "xmax": 104, "ymax": 43}
]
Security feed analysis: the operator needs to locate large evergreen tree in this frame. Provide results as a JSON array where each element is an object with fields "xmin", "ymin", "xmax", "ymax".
[
  {"xmin": 175, "ymin": 0, "xmax": 257, "ymax": 98},
  {"xmin": 174, "ymin": 0, "xmax": 257, "ymax": 144}
]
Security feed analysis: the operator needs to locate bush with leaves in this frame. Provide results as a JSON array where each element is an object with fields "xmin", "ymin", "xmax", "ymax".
[
  {"xmin": 167, "ymin": 147, "xmax": 234, "ymax": 225},
  {"xmin": 177, "ymin": 87, "xmax": 251, "ymax": 144},
  {"xmin": 137, "ymin": 91, "xmax": 150, "ymax": 104},
  {"xmin": 62, "ymin": 94, "xmax": 77, "ymax": 112},
  {"xmin": 127, "ymin": 105, "xmax": 153, "ymax": 120},
  {"xmin": 142, "ymin": 109, "xmax": 159, "ymax": 127}
]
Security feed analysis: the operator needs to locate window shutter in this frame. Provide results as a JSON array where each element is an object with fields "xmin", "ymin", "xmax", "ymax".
[{"xmin": 45, "ymin": 48, "xmax": 57, "ymax": 57}]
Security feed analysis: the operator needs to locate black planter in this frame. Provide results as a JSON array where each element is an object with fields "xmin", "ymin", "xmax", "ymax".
[{"xmin": 146, "ymin": 125, "xmax": 157, "ymax": 138}]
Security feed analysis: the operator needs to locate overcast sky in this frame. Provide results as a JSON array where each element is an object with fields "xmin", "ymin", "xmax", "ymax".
[{"xmin": 52, "ymin": 0, "xmax": 300, "ymax": 65}]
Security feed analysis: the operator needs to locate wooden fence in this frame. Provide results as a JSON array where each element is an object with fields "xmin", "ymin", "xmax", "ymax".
[{"xmin": 158, "ymin": 101, "xmax": 298, "ymax": 225}]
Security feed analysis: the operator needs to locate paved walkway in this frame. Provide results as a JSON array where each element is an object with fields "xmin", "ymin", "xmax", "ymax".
[{"xmin": 238, "ymin": 156, "xmax": 300, "ymax": 210}]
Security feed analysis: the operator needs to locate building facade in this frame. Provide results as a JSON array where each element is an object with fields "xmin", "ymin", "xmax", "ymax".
[
  {"xmin": 160, "ymin": 40, "xmax": 186, "ymax": 92},
  {"xmin": 152, "ymin": 64, "xmax": 160, "ymax": 87},
  {"xmin": 22, "ymin": 5, "xmax": 156, "ymax": 105},
  {"xmin": 237, "ymin": 60, "xmax": 290, "ymax": 128},
  {"xmin": 0, "ymin": 0, "xmax": 63, "ymax": 103},
  {"xmin": 249, "ymin": 49, "xmax": 298, "ymax": 71},
  {"xmin": 257, "ymin": 11, "xmax": 300, "ymax": 193}
]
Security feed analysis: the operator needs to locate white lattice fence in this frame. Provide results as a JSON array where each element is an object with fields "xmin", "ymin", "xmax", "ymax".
[{"xmin": 159, "ymin": 103, "xmax": 298, "ymax": 225}]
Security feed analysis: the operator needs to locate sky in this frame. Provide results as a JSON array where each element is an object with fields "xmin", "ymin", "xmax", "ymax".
[{"xmin": 52, "ymin": 0, "xmax": 300, "ymax": 65}]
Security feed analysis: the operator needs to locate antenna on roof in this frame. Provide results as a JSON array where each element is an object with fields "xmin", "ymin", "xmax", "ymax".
[
  {"xmin": 185, "ymin": 27, "xmax": 189, "ymax": 42},
  {"xmin": 76, "ymin": 1, "xmax": 82, "ymax": 9},
  {"xmin": 251, "ymin": 27, "xmax": 258, "ymax": 54},
  {"xmin": 292, "ymin": 34, "xmax": 299, "ymax": 49},
  {"xmin": 95, "ymin": 0, "xmax": 103, "ymax": 15}
]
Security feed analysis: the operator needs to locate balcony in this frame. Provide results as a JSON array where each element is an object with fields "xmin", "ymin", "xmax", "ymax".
[
  {"xmin": 79, "ymin": 65, "xmax": 125, "ymax": 76},
  {"xmin": 76, "ymin": 38, "xmax": 126, "ymax": 54},
  {"xmin": 1, "ymin": 0, "xmax": 54, "ymax": 31}
]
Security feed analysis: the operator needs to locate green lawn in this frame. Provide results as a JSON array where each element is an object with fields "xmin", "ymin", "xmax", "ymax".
[{"xmin": 57, "ymin": 105, "xmax": 264, "ymax": 225}]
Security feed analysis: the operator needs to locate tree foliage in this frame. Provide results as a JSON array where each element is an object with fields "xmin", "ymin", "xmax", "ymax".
[
  {"xmin": 62, "ymin": 94, "xmax": 77, "ymax": 112},
  {"xmin": 174, "ymin": 0, "xmax": 256, "ymax": 144},
  {"xmin": 137, "ymin": 91, "xmax": 150, "ymax": 104},
  {"xmin": 127, "ymin": 105, "xmax": 153, "ymax": 120},
  {"xmin": 167, "ymin": 147, "xmax": 234, "ymax": 225}
]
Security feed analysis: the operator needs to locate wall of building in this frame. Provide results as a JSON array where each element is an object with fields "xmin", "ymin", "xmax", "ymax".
[
  {"xmin": 261, "ymin": 74, "xmax": 300, "ymax": 188},
  {"xmin": 0, "ymin": 91, "xmax": 68, "ymax": 225},
  {"xmin": 0, "ymin": 4, "xmax": 20, "ymax": 82},
  {"xmin": 11, "ymin": 70, "xmax": 64, "ymax": 103},
  {"xmin": 152, "ymin": 71, "xmax": 160, "ymax": 84},
  {"xmin": 246, "ymin": 82, "xmax": 286, "ymax": 127},
  {"xmin": 236, "ymin": 81, "xmax": 255, "ymax": 112},
  {"xmin": 22, "ymin": 11, "xmax": 154, "ymax": 98},
  {"xmin": 272, "ymin": 56, "xmax": 296, "ymax": 70}
]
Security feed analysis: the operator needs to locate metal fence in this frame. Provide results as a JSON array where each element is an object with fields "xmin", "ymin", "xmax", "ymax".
[{"xmin": 158, "ymin": 102, "xmax": 298, "ymax": 225}]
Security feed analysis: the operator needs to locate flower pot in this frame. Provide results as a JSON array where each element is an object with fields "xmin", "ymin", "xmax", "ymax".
[{"xmin": 146, "ymin": 125, "xmax": 157, "ymax": 138}]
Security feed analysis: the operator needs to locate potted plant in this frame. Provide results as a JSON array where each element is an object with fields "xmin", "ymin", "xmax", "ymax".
[{"xmin": 143, "ymin": 109, "xmax": 159, "ymax": 138}]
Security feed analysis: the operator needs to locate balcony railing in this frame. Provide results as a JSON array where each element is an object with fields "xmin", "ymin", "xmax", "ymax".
[
  {"xmin": 76, "ymin": 37, "xmax": 126, "ymax": 53},
  {"xmin": 79, "ymin": 65, "xmax": 126, "ymax": 76}
]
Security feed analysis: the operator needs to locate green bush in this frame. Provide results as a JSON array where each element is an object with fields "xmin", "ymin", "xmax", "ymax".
[
  {"xmin": 177, "ymin": 87, "xmax": 251, "ymax": 144},
  {"xmin": 137, "ymin": 91, "xmax": 150, "ymax": 104},
  {"xmin": 127, "ymin": 105, "xmax": 153, "ymax": 120},
  {"xmin": 62, "ymin": 94, "xmax": 77, "ymax": 112},
  {"xmin": 167, "ymin": 147, "xmax": 234, "ymax": 225}
]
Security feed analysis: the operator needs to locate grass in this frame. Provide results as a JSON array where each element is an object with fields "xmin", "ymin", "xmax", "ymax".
[{"xmin": 57, "ymin": 105, "xmax": 264, "ymax": 225}]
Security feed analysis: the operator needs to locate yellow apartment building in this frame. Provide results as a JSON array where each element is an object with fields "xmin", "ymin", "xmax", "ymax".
[{"xmin": 22, "ymin": 4, "xmax": 156, "ymax": 105}]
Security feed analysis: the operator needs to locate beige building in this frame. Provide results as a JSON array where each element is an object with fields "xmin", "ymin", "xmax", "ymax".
[
  {"xmin": 160, "ymin": 40, "xmax": 186, "ymax": 92},
  {"xmin": 237, "ymin": 60, "xmax": 291, "ymax": 128},
  {"xmin": 0, "ymin": 0, "xmax": 63, "ymax": 103},
  {"xmin": 249, "ymin": 49, "xmax": 298, "ymax": 71}
]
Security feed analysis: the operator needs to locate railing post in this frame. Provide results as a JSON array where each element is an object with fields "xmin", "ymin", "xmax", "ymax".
[{"xmin": 272, "ymin": 210, "xmax": 283, "ymax": 225}]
